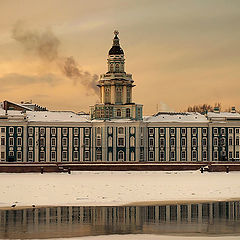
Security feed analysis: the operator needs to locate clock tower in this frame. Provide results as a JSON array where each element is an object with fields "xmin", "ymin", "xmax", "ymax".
[{"xmin": 90, "ymin": 31, "xmax": 143, "ymax": 120}]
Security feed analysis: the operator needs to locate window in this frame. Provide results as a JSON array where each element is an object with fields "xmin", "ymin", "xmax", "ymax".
[
  {"xmin": 62, "ymin": 137, "xmax": 67, "ymax": 147},
  {"xmin": 130, "ymin": 127, "xmax": 135, "ymax": 135},
  {"xmin": 236, "ymin": 137, "xmax": 239, "ymax": 146},
  {"xmin": 28, "ymin": 127, "xmax": 33, "ymax": 136},
  {"xmin": 149, "ymin": 137, "xmax": 154, "ymax": 147},
  {"xmin": 108, "ymin": 136, "xmax": 112, "ymax": 147},
  {"xmin": 118, "ymin": 137, "xmax": 124, "ymax": 147},
  {"xmin": 96, "ymin": 137, "xmax": 101, "ymax": 147},
  {"xmin": 214, "ymin": 151, "xmax": 218, "ymax": 160},
  {"xmin": 85, "ymin": 138, "xmax": 90, "ymax": 147},
  {"xmin": 85, "ymin": 128, "xmax": 90, "ymax": 136},
  {"xmin": 96, "ymin": 127, "xmax": 101, "ymax": 135},
  {"xmin": 117, "ymin": 109, "xmax": 121, "ymax": 117},
  {"xmin": 229, "ymin": 137, "xmax": 233, "ymax": 146},
  {"xmin": 160, "ymin": 151, "xmax": 165, "ymax": 161},
  {"xmin": 40, "ymin": 151, "xmax": 45, "ymax": 161},
  {"xmin": 115, "ymin": 63, "xmax": 119, "ymax": 72},
  {"xmin": 192, "ymin": 138, "xmax": 197, "ymax": 147},
  {"xmin": 192, "ymin": 151, "xmax": 197, "ymax": 161},
  {"xmin": 1, "ymin": 137, "xmax": 5, "ymax": 146},
  {"xmin": 126, "ymin": 108, "xmax": 130, "ymax": 118},
  {"xmin": 170, "ymin": 151, "xmax": 175, "ymax": 161},
  {"xmin": 62, "ymin": 151, "xmax": 67, "ymax": 161},
  {"xmin": 74, "ymin": 138, "xmax": 78, "ymax": 147},
  {"xmin": 203, "ymin": 151, "xmax": 207, "ymax": 161},
  {"xmin": 28, "ymin": 138, "xmax": 33, "ymax": 148},
  {"xmin": 51, "ymin": 151, "xmax": 56, "ymax": 161},
  {"xmin": 9, "ymin": 127, "xmax": 14, "ymax": 134},
  {"xmin": 149, "ymin": 128, "xmax": 154, "ymax": 135},
  {"xmin": 17, "ymin": 137, "xmax": 22, "ymax": 146},
  {"xmin": 51, "ymin": 137, "xmax": 56, "ymax": 147},
  {"xmin": 181, "ymin": 151, "xmax": 186, "ymax": 161},
  {"xmin": 85, "ymin": 151, "xmax": 89, "ymax": 160},
  {"xmin": 137, "ymin": 108, "xmax": 141, "ymax": 117},
  {"xmin": 140, "ymin": 149, "xmax": 144, "ymax": 161},
  {"xmin": 236, "ymin": 151, "xmax": 239, "ymax": 159},
  {"xmin": 17, "ymin": 127, "xmax": 22, "ymax": 134},
  {"xmin": 74, "ymin": 128, "xmax": 78, "ymax": 135},
  {"xmin": 228, "ymin": 128, "xmax": 233, "ymax": 134},
  {"xmin": 118, "ymin": 127, "xmax": 124, "ymax": 134},
  {"xmin": 213, "ymin": 137, "xmax": 218, "ymax": 146},
  {"xmin": 40, "ymin": 128, "xmax": 45, "ymax": 136},
  {"xmin": 9, "ymin": 137, "xmax": 14, "ymax": 146},
  {"xmin": 40, "ymin": 138, "xmax": 45, "ymax": 147},
  {"xmin": 96, "ymin": 150, "xmax": 102, "ymax": 161},
  {"xmin": 130, "ymin": 136, "xmax": 135, "ymax": 147},
  {"xmin": 62, "ymin": 128, "xmax": 68, "ymax": 135},
  {"xmin": 17, "ymin": 151, "xmax": 22, "ymax": 161},
  {"xmin": 51, "ymin": 128, "xmax": 56, "ymax": 135},
  {"xmin": 110, "ymin": 63, "xmax": 113, "ymax": 72},
  {"xmin": 1, "ymin": 128, "xmax": 5, "ymax": 133},
  {"xmin": 28, "ymin": 151, "xmax": 33, "ymax": 161},
  {"xmin": 1, "ymin": 152, "xmax": 5, "ymax": 160},
  {"xmin": 73, "ymin": 151, "xmax": 78, "ymax": 161},
  {"xmin": 192, "ymin": 128, "xmax": 197, "ymax": 135},
  {"xmin": 236, "ymin": 128, "xmax": 240, "ymax": 134},
  {"xmin": 181, "ymin": 138, "xmax": 186, "ymax": 146},
  {"xmin": 160, "ymin": 138, "xmax": 165, "ymax": 147},
  {"xmin": 202, "ymin": 128, "xmax": 207, "ymax": 135},
  {"xmin": 108, "ymin": 127, "xmax": 112, "ymax": 134},
  {"xmin": 160, "ymin": 128, "xmax": 164, "ymax": 135},
  {"xmin": 126, "ymin": 87, "xmax": 131, "ymax": 103},
  {"xmin": 149, "ymin": 151, "xmax": 154, "ymax": 161},
  {"xmin": 220, "ymin": 138, "xmax": 225, "ymax": 146},
  {"xmin": 118, "ymin": 151, "xmax": 124, "ymax": 161},
  {"xmin": 116, "ymin": 87, "xmax": 122, "ymax": 103},
  {"xmin": 140, "ymin": 137, "xmax": 143, "ymax": 146},
  {"xmin": 170, "ymin": 128, "xmax": 175, "ymax": 135},
  {"xmin": 221, "ymin": 128, "xmax": 225, "ymax": 135},
  {"xmin": 181, "ymin": 128, "xmax": 186, "ymax": 135},
  {"xmin": 229, "ymin": 151, "xmax": 233, "ymax": 159},
  {"xmin": 170, "ymin": 138, "xmax": 175, "ymax": 147},
  {"xmin": 202, "ymin": 138, "xmax": 207, "ymax": 146},
  {"xmin": 9, "ymin": 151, "xmax": 14, "ymax": 157}
]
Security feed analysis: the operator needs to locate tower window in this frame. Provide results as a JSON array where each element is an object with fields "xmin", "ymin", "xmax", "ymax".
[
  {"xmin": 115, "ymin": 63, "xmax": 119, "ymax": 72},
  {"xmin": 117, "ymin": 109, "xmax": 121, "ymax": 117},
  {"xmin": 126, "ymin": 108, "xmax": 130, "ymax": 118}
]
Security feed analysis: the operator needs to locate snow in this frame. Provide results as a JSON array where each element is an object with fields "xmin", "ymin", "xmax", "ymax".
[
  {"xmin": 207, "ymin": 112, "xmax": 240, "ymax": 119},
  {"xmin": 144, "ymin": 112, "xmax": 208, "ymax": 123},
  {"xmin": 0, "ymin": 171, "xmax": 240, "ymax": 208}
]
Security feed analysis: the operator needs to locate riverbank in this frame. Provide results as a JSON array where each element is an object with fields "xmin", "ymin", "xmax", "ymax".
[{"xmin": 0, "ymin": 171, "xmax": 240, "ymax": 208}]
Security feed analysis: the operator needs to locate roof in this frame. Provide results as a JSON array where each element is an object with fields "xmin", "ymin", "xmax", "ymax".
[
  {"xmin": 144, "ymin": 112, "xmax": 208, "ymax": 123},
  {"xmin": 207, "ymin": 112, "xmax": 240, "ymax": 119}
]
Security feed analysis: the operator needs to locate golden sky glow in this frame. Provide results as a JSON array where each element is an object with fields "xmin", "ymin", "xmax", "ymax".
[{"xmin": 0, "ymin": 0, "xmax": 240, "ymax": 114}]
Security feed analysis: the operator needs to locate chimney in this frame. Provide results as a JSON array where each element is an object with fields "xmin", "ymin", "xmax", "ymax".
[
  {"xmin": 231, "ymin": 106, "xmax": 236, "ymax": 113},
  {"xmin": 213, "ymin": 106, "xmax": 220, "ymax": 113}
]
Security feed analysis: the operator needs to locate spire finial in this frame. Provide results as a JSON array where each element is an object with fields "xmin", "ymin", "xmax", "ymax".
[{"xmin": 114, "ymin": 30, "xmax": 119, "ymax": 37}]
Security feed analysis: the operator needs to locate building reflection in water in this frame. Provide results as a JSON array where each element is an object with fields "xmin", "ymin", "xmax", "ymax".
[{"xmin": 0, "ymin": 201, "xmax": 240, "ymax": 238}]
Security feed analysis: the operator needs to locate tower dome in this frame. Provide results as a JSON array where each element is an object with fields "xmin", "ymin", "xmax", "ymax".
[{"xmin": 108, "ymin": 30, "xmax": 124, "ymax": 55}]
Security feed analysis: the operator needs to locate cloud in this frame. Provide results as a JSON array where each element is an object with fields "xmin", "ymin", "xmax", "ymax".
[{"xmin": 0, "ymin": 73, "xmax": 61, "ymax": 92}]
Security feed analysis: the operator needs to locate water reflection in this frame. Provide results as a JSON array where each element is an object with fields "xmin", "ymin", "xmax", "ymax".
[{"xmin": 1, "ymin": 201, "xmax": 240, "ymax": 238}]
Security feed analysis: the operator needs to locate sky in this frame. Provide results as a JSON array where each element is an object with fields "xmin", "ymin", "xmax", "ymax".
[{"xmin": 0, "ymin": 0, "xmax": 240, "ymax": 115}]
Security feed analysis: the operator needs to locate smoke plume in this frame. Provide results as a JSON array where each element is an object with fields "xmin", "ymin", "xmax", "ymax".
[{"xmin": 12, "ymin": 21, "xmax": 98, "ymax": 94}]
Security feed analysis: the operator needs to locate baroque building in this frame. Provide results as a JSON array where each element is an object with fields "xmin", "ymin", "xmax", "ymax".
[{"xmin": 0, "ymin": 31, "xmax": 240, "ymax": 163}]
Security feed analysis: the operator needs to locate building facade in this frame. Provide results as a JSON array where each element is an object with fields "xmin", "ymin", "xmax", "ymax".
[{"xmin": 1, "ymin": 31, "xmax": 240, "ymax": 163}]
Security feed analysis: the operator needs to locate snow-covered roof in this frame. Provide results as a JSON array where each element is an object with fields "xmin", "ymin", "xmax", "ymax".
[
  {"xmin": 207, "ymin": 112, "xmax": 240, "ymax": 119},
  {"xmin": 26, "ymin": 111, "xmax": 90, "ymax": 122},
  {"xmin": 144, "ymin": 112, "xmax": 208, "ymax": 123}
]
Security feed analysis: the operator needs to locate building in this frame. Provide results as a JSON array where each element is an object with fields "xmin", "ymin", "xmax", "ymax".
[{"xmin": 1, "ymin": 31, "xmax": 240, "ymax": 164}]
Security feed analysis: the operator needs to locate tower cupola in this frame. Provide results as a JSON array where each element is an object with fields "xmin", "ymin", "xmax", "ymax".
[{"xmin": 108, "ymin": 30, "xmax": 124, "ymax": 55}]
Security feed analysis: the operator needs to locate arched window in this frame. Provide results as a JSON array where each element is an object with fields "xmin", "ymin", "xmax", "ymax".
[
  {"xmin": 118, "ymin": 127, "xmax": 124, "ymax": 134},
  {"xmin": 110, "ymin": 64, "xmax": 114, "ymax": 72},
  {"xmin": 115, "ymin": 64, "xmax": 119, "ymax": 72},
  {"xmin": 108, "ymin": 136, "xmax": 112, "ymax": 147},
  {"xmin": 126, "ymin": 108, "xmax": 130, "ymax": 118},
  {"xmin": 130, "ymin": 136, "xmax": 135, "ymax": 147},
  {"xmin": 131, "ymin": 151, "xmax": 135, "ymax": 161},
  {"xmin": 117, "ymin": 109, "xmax": 121, "ymax": 117},
  {"xmin": 118, "ymin": 151, "xmax": 124, "ymax": 161}
]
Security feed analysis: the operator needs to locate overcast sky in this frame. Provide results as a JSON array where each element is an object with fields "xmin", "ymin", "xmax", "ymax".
[{"xmin": 0, "ymin": 0, "xmax": 240, "ymax": 114}]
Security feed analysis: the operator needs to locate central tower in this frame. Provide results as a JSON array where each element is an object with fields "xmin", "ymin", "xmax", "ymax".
[{"xmin": 90, "ymin": 31, "xmax": 143, "ymax": 120}]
